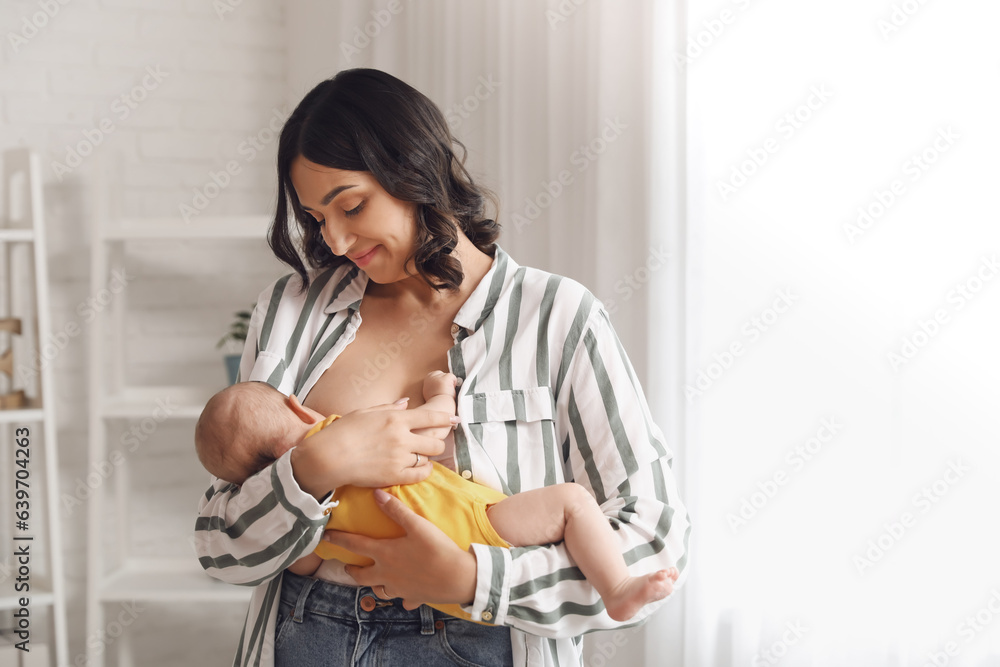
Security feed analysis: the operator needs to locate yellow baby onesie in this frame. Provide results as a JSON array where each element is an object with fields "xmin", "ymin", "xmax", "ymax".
[{"xmin": 304, "ymin": 414, "xmax": 510, "ymax": 621}]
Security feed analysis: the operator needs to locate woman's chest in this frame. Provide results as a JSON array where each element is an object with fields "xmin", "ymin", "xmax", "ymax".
[{"xmin": 302, "ymin": 308, "xmax": 456, "ymax": 416}]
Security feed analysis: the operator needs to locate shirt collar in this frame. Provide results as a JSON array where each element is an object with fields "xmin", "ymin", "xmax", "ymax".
[{"xmin": 321, "ymin": 245, "xmax": 514, "ymax": 333}]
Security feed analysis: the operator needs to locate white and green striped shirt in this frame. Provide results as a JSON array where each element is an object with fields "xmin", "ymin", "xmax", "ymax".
[{"xmin": 195, "ymin": 245, "xmax": 691, "ymax": 667}]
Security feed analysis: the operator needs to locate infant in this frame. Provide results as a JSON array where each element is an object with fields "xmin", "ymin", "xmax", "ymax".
[{"xmin": 194, "ymin": 371, "xmax": 678, "ymax": 622}]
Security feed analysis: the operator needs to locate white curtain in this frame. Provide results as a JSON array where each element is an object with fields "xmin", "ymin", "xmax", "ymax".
[{"xmin": 682, "ymin": 0, "xmax": 1000, "ymax": 665}]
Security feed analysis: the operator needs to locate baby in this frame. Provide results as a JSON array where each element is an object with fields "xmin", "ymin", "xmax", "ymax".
[{"xmin": 194, "ymin": 371, "xmax": 679, "ymax": 622}]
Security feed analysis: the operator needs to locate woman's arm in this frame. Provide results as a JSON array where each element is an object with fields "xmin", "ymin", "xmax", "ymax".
[
  {"xmin": 464, "ymin": 305, "xmax": 691, "ymax": 637},
  {"xmin": 194, "ymin": 295, "xmax": 334, "ymax": 586}
]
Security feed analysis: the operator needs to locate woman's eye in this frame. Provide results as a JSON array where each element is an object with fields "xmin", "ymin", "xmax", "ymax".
[{"xmin": 345, "ymin": 202, "xmax": 365, "ymax": 218}]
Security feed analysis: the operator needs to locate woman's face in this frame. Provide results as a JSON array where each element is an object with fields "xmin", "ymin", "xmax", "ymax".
[{"xmin": 290, "ymin": 156, "xmax": 418, "ymax": 283}]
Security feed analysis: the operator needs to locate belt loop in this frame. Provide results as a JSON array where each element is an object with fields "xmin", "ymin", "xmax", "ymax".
[
  {"xmin": 292, "ymin": 577, "xmax": 319, "ymax": 623},
  {"xmin": 420, "ymin": 605, "xmax": 435, "ymax": 636}
]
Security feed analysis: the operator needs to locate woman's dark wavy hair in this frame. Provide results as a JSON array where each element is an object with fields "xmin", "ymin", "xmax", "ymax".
[{"xmin": 269, "ymin": 68, "xmax": 500, "ymax": 293}]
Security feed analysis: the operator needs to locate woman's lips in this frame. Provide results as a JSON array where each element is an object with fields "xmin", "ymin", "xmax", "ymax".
[{"xmin": 352, "ymin": 246, "xmax": 379, "ymax": 267}]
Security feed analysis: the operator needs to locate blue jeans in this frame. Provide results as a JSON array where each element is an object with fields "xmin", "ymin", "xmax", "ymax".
[{"xmin": 274, "ymin": 572, "xmax": 513, "ymax": 667}]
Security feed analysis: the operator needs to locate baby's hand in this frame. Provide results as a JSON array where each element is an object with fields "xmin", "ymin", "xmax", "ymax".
[{"xmin": 422, "ymin": 370, "xmax": 458, "ymax": 402}]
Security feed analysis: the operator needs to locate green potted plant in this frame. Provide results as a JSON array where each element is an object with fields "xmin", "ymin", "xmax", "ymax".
[{"xmin": 217, "ymin": 308, "xmax": 252, "ymax": 385}]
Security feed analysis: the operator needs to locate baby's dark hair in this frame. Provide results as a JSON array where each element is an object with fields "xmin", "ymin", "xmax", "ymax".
[{"xmin": 194, "ymin": 382, "xmax": 290, "ymax": 484}]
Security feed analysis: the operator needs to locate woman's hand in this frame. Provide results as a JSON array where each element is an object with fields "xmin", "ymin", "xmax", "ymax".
[
  {"xmin": 290, "ymin": 401, "xmax": 457, "ymax": 500},
  {"xmin": 325, "ymin": 489, "xmax": 478, "ymax": 610}
]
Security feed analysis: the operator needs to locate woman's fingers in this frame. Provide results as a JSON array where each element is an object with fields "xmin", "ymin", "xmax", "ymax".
[
  {"xmin": 372, "ymin": 488, "xmax": 423, "ymax": 532},
  {"xmin": 323, "ymin": 530, "xmax": 376, "ymax": 558},
  {"xmin": 400, "ymin": 408, "xmax": 460, "ymax": 432},
  {"xmin": 356, "ymin": 399, "xmax": 410, "ymax": 413}
]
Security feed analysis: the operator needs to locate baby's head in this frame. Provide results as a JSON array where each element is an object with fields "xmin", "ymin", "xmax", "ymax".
[{"xmin": 194, "ymin": 382, "xmax": 321, "ymax": 484}]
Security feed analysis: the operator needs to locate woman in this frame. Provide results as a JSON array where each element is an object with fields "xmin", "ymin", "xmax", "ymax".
[{"xmin": 195, "ymin": 68, "xmax": 690, "ymax": 667}]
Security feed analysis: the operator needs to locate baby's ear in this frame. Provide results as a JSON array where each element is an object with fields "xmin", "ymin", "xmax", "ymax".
[{"xmin": 287, "ymin": 394, "xmax": 322, "ymax": 423}]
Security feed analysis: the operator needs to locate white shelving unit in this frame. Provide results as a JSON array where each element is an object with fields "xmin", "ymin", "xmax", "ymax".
[
  {"xmin": 0, "ymin": 149, "xmax": 69, "ymax": 666},
  {"xmin": 86, "ymin": 167, "xmax": 268, "ymax": 666}
]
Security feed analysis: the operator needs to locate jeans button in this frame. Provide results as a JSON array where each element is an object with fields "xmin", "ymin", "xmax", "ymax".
[{"xmin": 360, "ymin": 595, "xmax": 377, "ymax": 612}]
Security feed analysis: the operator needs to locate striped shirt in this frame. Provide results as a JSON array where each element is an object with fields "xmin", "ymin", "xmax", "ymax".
[{"xmin": 194, "ymin": 245, "xmax": 691, "ymax": 667}]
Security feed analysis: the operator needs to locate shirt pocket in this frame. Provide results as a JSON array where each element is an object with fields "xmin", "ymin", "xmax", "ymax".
[
  {"xmin": 460, "ymin": 386, "xmax": 556, "ymax": 424},
  {"xmin": 458, "ymin": 387, "xmax": 559, "ymax": 486}
]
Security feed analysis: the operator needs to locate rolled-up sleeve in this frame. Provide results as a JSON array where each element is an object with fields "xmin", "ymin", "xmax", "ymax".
[{"xmin": 193, "ymin": 290, "xmax": 336, "ymax": 586}]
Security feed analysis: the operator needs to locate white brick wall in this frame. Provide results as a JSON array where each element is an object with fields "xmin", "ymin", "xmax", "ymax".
[{"xmin": 1, "ymin": 1, "xmax": 291, "ymax": 663}]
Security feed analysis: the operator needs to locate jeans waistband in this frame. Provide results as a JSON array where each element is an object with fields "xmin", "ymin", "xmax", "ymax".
[{"xmin": 281, "ymin": 571, "xmax": 440, "ymax": 632}]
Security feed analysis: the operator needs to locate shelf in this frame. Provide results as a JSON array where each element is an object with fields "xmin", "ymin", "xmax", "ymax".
[
  {"xmin": 102, "ymin": 215, "xmax": 271, "ymax": 240},
  {"xmin": 0, "ymin": 228, "xmax": 34, "ymax": 242},
  {"xmin": 0, "ymin": 407, "xmax": 44, "ymax": 424},
  {"xmin": 99, "ymin": 559, "xmax": 253, "ymax": 603},
  {"xmin": 0, "ymin": 590, "xmax": 54, "ymax": 610},
  {"xmin": 101, "ymin": 385, "xmax": 218, "ymax": 420}
]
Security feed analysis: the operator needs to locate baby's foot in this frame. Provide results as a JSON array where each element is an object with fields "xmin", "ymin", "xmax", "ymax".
[
  {"xmin": 423, "ymin": 370, "xmax": 458, "ymax": 402},
  {"xmin": 603, "ymin": 568, "xmax": 679, "ymax": 622}
]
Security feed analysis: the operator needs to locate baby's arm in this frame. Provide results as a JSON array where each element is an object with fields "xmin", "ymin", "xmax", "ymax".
[{"xmin": 412, "ymin": 371, "xmax": 458, "ymax": 440}]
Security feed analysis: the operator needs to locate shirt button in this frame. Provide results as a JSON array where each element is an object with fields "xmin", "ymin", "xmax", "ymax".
[
  {"xmin": 451, "ymin": 323, "xmax": 460, "ymax": 335},
  {"xmin": 461, "ymin": 470, "xmax": 472, "ymax": 479},
  {"xmin": 482, "ymin": 611, "xmax": 493, "ymax": 622}
]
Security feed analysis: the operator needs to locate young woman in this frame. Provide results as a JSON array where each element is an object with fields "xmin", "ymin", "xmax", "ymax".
[{"xmin": 194, "ymin": 68, "xmax": 691, "ymax": 667}]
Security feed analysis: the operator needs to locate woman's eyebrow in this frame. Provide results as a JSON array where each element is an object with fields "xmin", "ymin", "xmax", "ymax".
[
  {"xmin": 323, "ymin": 184, "xmax": 357, "ymax": 205},
  {"xmin": 304, "ymin": 184, "xmax": 357, "ymax": 210}
]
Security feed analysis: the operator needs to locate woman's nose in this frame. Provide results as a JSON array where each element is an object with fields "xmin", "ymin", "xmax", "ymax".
[{"xmin": 322, "ymin": 222, "xmax": 357, "ymax": 257}]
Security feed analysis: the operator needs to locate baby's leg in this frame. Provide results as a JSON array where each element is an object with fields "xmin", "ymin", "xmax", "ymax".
[
  {"xmin": 287, "ymin": 552, "xmax": 322, "ymax": 576},
  {"xmin": 412, "ymin": 370, "xmax": 458, "ymax": 440},
  {"xmin": 486, "ymin": 483, "xmax": 680, "ymax": 622}
]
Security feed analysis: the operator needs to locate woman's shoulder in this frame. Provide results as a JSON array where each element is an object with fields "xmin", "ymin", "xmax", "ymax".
[
  {"xmin": 253, "ymin": 263, "xmax": 356, "ymax": 309},
  {"xmin": 513, "ymin": 261, "xmax": 605, "ymax": 319}
]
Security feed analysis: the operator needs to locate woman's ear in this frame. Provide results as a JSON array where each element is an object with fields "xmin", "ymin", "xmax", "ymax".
[{"xmin": 287, "ymin": 394, "xmax": 323, "ymax": 424}]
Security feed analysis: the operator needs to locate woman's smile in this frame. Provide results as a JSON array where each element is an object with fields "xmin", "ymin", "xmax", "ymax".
[{"xmin": 350, "ymin": 245, "xmax": 380, "ymax": 268}]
